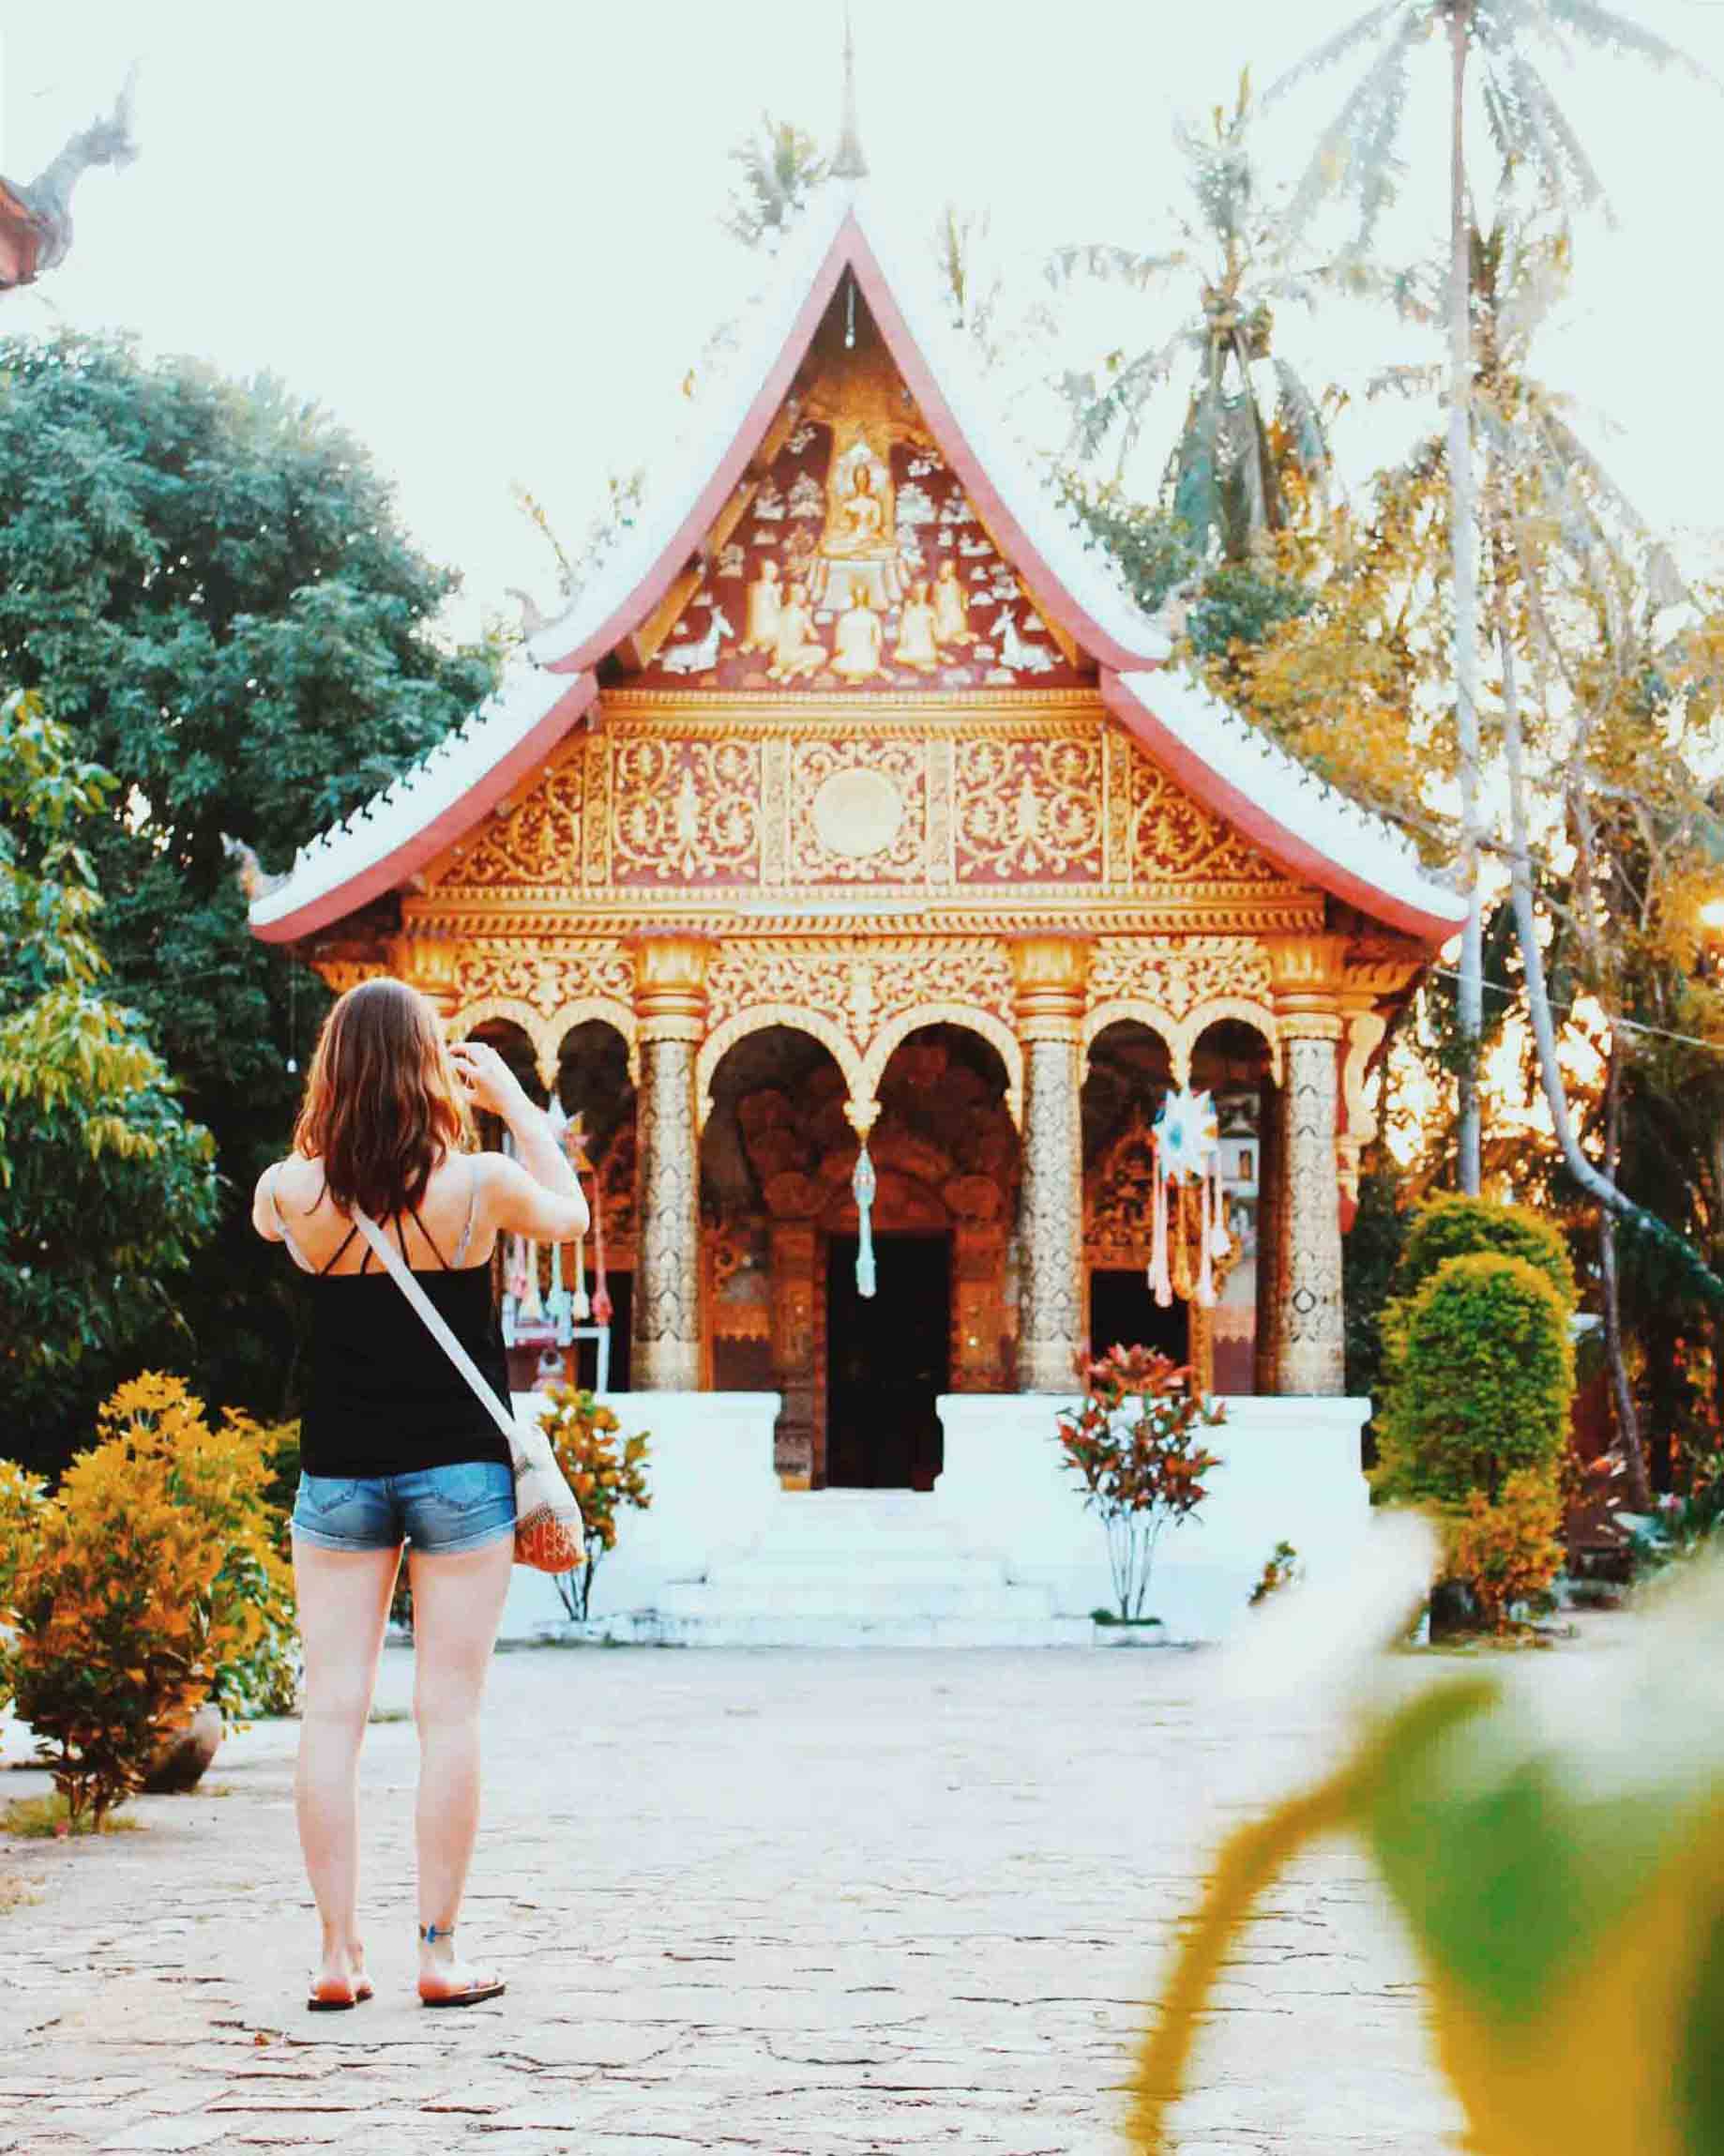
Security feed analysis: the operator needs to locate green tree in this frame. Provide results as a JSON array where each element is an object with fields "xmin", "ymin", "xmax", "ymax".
[
  {"xmin": 1, "ymin": 692, "xmax": 218, "ymax": 1462},
  {"xmin": 0, "ymin": 333, "xmax": 498, "ymax": 1463},
  {"xmin": 1271, "ymin": 0, "xmax": 1711, "ymax": 1196},
  {"xmin": 1051, "ymin": 72, "xmax": 1332, "ymax": 565}
]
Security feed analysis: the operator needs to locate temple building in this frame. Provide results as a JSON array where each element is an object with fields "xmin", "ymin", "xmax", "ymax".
[{"xmin": 251, "ymin": 181, "xmax": 1463, "ymax": 1638}]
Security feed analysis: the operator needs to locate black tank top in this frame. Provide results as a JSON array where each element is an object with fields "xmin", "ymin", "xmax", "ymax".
[{"xmin": 273, "ymin": 1172, "xmax": 514, "ymax": 1481}]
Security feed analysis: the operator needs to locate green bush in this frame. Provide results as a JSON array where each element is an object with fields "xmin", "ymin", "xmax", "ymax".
[
  {"xmin": 1375, "ymin": 1253, "xmax": 1574, "ymax": 1508},
  {"xmin": 1393, "ymin": 1194, "xmax": 1576, "ymax": 1315}
]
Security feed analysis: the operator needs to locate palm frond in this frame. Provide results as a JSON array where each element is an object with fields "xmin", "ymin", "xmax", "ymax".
[
  {"xmin": 1533, "ymin": 0, "xmax": 1719, "ymax": 87},
  {"xmin": 1062, "ymin": 334, "xmax": 1187, "ymax": 467},
  {"xmin": 1495, "ymin": 49, "xmax": 1610, "ymax": 211},
  {"xmin": 1368, "ymin": 361, "xmax": 1444, "ymax": 402},
  {"xmin": 1323, "ymin": 251, "xmax": 1442, "ymax": 325},
  {"xmin": 1272, "ymin": 357, "xmax": 1332, "ymax": 471},
  {"xmin": 1283, "ymin": 14, "xmax": 1425, "ymax": 245},
  {"xmin": 1046, "ymin": 243, "xmax": 1187, "ymax": 293},
  {"xmin": 1266, "ymin": 0, "xmax": 1414, "ymax": 100}
]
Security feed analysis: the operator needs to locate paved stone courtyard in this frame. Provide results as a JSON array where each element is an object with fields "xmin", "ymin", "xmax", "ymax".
[{"xmin": 0, "ymin": 1641, "xmax": 1484, "ymax": 2155}]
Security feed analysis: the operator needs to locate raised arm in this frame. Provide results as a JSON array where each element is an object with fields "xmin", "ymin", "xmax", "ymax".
[{"xmin": 449, "ymin": 1040, "xmax": 591, "ymax": 1244}]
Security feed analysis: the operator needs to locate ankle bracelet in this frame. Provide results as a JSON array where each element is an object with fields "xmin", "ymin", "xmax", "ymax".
[{"xmin": 418, "ymin": 1921, "xmax": 456, "ymax": 1945}]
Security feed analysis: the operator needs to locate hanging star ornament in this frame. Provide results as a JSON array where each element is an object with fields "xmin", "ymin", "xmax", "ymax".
[{"xmin": 1152, "ymin": 1087, "xmax": 1219, "ymax": 1184}]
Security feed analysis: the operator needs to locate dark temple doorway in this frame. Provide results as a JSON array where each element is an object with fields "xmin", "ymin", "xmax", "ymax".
[
  {"xmin": 825, "ymin": 1231, "xmax": 950, "ymax": 1489},
  {"xmin": 1089, "ymin": 1268, "xmax": 1190, "ymax": 1369}
]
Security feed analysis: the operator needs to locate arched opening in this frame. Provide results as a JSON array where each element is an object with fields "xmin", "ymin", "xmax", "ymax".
[
  {"xmin": 1190, "ymin": 1016, "xmax": 1274, "ymax": 1396},
  {"xmin": 1082, "ymin": 1018, "xmax": 1187, "ymax": 1373},
  {"xmin": 701, "ymin": 1023, "xmax": 852, "ymax": 1486},
  {"xmin": 829, "ymin": 1025, "xmax": 1021, "ymax": 1491},
  {"xmin": 552, "ymin": 1019, "xmax": 637, "ymax": 1395},
  {"xmin": 1081, "ymin": 1014, "xmax": 1274, "ymax": 1395},
  {"xmin": 462, "ymin": 1014, "xmax": 636, "ymax": 1396}
]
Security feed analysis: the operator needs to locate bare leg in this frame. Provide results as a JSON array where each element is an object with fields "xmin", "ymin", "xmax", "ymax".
[
  {"xmin": 407, "ymin": 1532, "xmax": 513, "ymax": 2000},
  {"xmin": 291, "ymin": 1537, "xmax": 400, "ymax": 2001}
]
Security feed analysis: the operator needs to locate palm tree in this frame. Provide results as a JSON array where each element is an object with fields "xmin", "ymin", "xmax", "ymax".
[
  {"xmin": 1271, "ymin": 0, "xmax": 1711, "ymax": 1196},
  {"xmin": 1050, "ymin": 72, "xmax": 1331, "ymax": 566},
  {"xmin": 720, "ymin": 114, "xmax": 827, "ymax": 250}
]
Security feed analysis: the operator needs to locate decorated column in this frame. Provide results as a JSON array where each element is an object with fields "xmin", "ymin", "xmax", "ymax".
[
  {"xmin": 1012, "ymin": 937, "xmax": 1088, "ymax": 1393},
  {"xmin": 1267, "ymin": 938, "xmax": 1347, "ymax": 1397},
  {"xmin": 631, "ymin": 936, "xmax": 708, "ymax": 1391}
]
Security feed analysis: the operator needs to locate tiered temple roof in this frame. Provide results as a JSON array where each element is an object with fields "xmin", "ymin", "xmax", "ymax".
[{"xmin": 250, "ymin": 187, "xmax": 1464, "ymax": 949}]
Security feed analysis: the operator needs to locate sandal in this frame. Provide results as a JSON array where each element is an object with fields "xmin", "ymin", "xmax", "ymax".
[
  {"xmin": 306, "ymin": 1954, "xmax": 374, "ymax": 2012},
  {"xmin": 416, "ymin": 1921, "xmax": 506, "ymax": 2009}
]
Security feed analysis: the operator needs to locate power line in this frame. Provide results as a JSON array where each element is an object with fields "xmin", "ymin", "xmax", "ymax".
[{"xmin": 1425, "ymin": 964, "xmax": 1724, "ymax": 1059}]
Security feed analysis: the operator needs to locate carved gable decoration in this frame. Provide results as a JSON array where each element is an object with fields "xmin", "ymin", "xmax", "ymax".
[
  {"xmin": 638, "ymin": 295, "xmax": 1092, "ymax": 695},
  {"xmin": 422, "ymin": 714, "xmax": 1297, "ymax": 910}
]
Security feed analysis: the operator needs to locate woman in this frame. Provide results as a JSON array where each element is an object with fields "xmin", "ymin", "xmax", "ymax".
[{"xmin": 252, "ymin": 978, "xmax": 588, "ymax": 2011}]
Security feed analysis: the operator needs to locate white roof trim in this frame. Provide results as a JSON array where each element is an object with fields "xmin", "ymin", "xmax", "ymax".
[
  {"xmin": 248, "ymin": 660, "xmax": 575, "ymax": 934},
  {"xmin": 522, "ymin": 190, "xmax": 854, "ymax": 670},
  {"xmin": 1114, "ymin": 668, "xmax": 1467, "ymax": 931}
]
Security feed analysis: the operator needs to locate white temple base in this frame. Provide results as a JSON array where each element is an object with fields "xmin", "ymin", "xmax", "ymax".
[{"xmin": 499, "ymin": 1390, "xmax": 1371, "ymax": 1647}]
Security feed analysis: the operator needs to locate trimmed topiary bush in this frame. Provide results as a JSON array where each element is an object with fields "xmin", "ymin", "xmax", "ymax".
[
  {"xmin": 1393, "ymin": 1194, "xmax": 1576, "ymax": 1316},
  {"xmin": 1375, "ymin": 1253, "xmax": 1574, "ymax": 1508}
]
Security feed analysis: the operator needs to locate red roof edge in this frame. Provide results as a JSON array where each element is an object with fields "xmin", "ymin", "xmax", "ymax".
[
  {"xmin": 1100, "ymin": 671, "xmax": 1457, "ymax": 946},
  {"xmin": 252, "ymin": 673, "xmax": 598, "ymax": 945}
]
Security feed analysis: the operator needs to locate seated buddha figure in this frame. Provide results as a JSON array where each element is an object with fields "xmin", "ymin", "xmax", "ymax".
[
  {"xmin": 813, "ymin": 448, "xmax": 902, "ymax": 610},
  {"xmin": 766, "ymin": 580, "xmax": 828, "ymax": 682},
  {"xmin": 832, "ymin": 580, "xmax": 885, "ymax": 683},
  {"xmin": 835, "ymin": 462, "xmax": 886, "ymax": 547}
]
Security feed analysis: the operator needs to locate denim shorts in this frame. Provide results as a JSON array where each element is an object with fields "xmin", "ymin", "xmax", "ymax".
[{"xmin": 291, "ymin": 1460, "xmax": 516, "ymax": 1556}]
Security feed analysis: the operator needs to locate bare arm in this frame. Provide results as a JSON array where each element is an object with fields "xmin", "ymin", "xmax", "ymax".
[
  {"xmin": 252, "ymin": 1160, "xmax": 287, "ymax": 1242},
  {"xmin": 450, "ymin": 1040, "xmax": 591, "ymax": 1244}
]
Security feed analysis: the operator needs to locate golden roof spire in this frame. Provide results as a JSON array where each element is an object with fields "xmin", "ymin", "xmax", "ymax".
[{"xmin": 831, "ymin": 1, "xmax": 869, "ymax": 182}]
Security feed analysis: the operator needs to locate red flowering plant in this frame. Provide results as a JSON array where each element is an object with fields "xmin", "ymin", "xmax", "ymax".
[{"xmin": 1055, "ymin": 1344, "xmax": 1225, "ymax": 1623}]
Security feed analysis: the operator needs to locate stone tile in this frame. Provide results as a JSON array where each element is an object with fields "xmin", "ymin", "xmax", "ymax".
[
  {"xmin": 97, "ymin": 2122, "xmax": 231, "ymax": 2154},
  {"xmin": 19, "ymin": 1646, "xmax": 1490, "ymax": 2155}
]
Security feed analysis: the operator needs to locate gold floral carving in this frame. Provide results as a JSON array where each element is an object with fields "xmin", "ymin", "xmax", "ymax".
[
  {"xmin": 1087, "ymin": 937, "xmax": 1272, "ymax": 1018},
  {"xmin": 451, "ymin": 940, "xmax": 632, "ymax": 1019},
  {"xmin": 1131, "ymin": 764, "xmax": 1280, "ymax": 888},
  {"xmin": 612, "ymin": 739, "xmax": 760, "ymax": 884},
  {"xmin": 955, "ymin": 737, "xmax": 1103, "ymax": 883},
  {"xmin": 790, "ymin": 739, "xmax": 926, "ymax": 882},
  {"xmin": 436, "ymin": 760, "xmax": 582, "ymax": 890}
]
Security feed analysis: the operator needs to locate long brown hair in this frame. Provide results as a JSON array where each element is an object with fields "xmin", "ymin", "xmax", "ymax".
[{"xmin": 293, "ymin": 978, "xmax": 467, "ymax": 1219}]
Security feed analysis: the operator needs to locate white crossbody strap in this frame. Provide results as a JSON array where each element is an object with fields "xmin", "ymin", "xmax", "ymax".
[{"xmin": 351, "ymin": 1207, "xmax": 517, "ymax": 1446}]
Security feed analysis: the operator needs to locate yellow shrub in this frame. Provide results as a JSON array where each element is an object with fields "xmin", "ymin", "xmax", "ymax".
[
  {"xmin": 1446, "ymin": 1470, "xmax": 1565, "ymax": 1634},
  {"xmin": 3, "ymin": 1374, "xmax": 297, "ymax": 1823},
  {"xmin": 8, "ymin": 1437, "xmax": 226, "ymax": 1824},
  {"xmin": 538, "ymin": 1386, "xmax": 650, "ymax": 1623}
]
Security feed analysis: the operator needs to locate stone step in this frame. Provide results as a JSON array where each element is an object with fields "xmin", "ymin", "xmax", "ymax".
[
  {"xmin": 657, "ymin": 1578, "xmax": 1054, "ymax": 1623},
  {"xmin": 708, "ymin": 1554, "xmax": 1015, "ymax": 1589},
  {"xmin": 628, "ymin": 1610, "xmax": 1090, "ymax": 1648}
]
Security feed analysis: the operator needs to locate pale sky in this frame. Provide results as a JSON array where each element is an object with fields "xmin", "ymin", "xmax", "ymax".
[{"xmin": 4, "ymin": 1, "xmax": 1722, "ymax": 645}]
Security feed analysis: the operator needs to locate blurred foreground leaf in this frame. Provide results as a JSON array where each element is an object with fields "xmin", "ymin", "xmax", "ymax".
[{"xmin": 1131, "ymin": 1567, "xmax": 1724, "ymax": 2154}]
